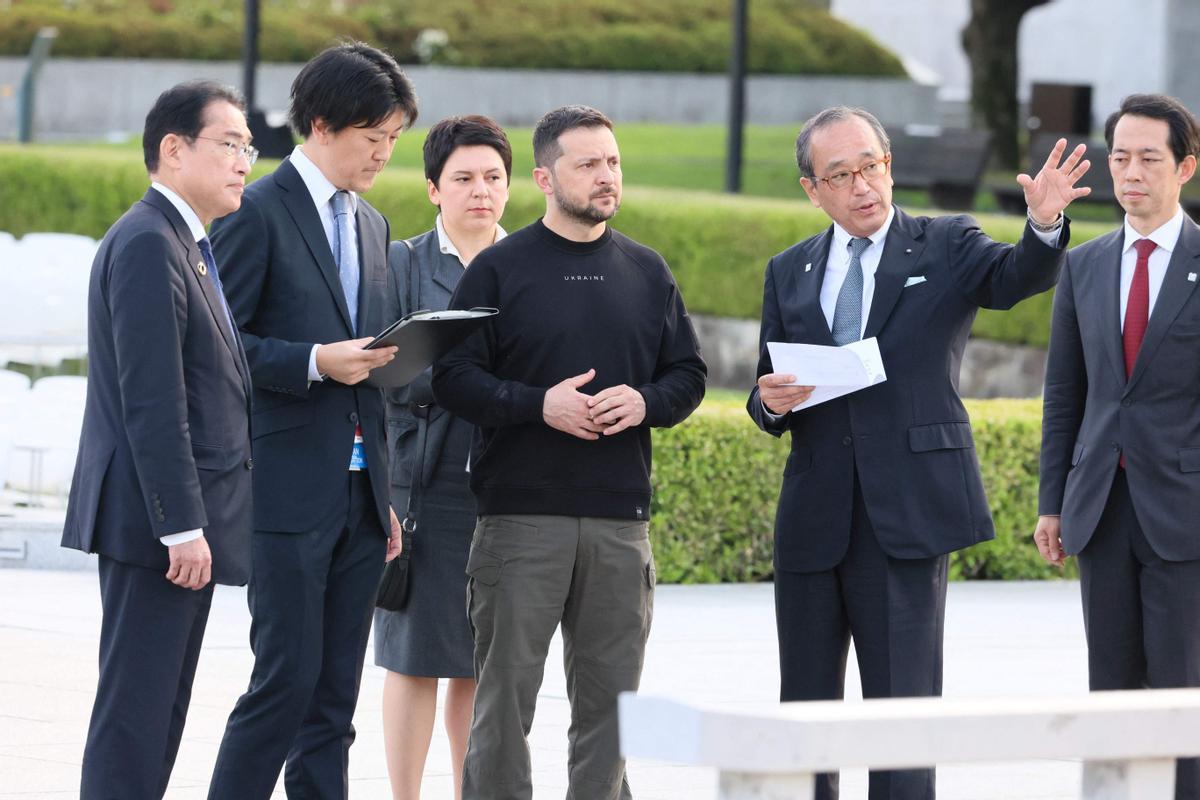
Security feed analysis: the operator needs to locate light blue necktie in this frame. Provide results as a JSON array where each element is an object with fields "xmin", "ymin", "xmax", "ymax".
[
  {"xmin": 331, "ymin": 190, "xmax": 360, "ymax": 334},
  {"xmin": 831, "ymin": 237, "xmax": 871, "ymax": 346}
]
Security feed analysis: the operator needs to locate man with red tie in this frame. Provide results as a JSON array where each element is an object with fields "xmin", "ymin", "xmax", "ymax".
[{"xmin": 1037, "ymin": 93, "xmax": 1200, "ymax": 800}]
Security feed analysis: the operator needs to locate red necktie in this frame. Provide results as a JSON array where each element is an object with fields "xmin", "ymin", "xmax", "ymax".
[
  {"xmin": 1120, "ymin": 238, "xmax": 1156, "ymax": 468},
  {"xmin": 1123, "ymin": 239, "xmax": 1156, "ymax": 378}
]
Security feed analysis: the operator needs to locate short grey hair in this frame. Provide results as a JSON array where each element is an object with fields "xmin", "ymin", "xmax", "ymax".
[{"xmin": 794, "ymin": 106, "xmax": 891, "ymax": 179}]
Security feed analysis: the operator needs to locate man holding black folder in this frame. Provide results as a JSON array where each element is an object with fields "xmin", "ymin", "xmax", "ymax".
[
  {"xmin": 205, "ymin": 43, "xmax": 416, "ymax": 799},
  {"xmin": 434, "ymin": 105, "xmax": 707, "ymax": 800}
]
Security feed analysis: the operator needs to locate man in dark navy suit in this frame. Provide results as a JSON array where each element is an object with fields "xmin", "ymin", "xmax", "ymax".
[
  {"xmin": 1037, "ymin": 94, "xmax": 1200, "ymax": 800},
  {"xmin": 206, "ymin": 42, "xmax": 417, "ymax": 799},
  {"xmin": 747, "ymin": 106, "xmax": 1090, "ymax": 800},
  {"xmin": 62, "ymin": 80, "xmax": 255, "ymax": 800}
]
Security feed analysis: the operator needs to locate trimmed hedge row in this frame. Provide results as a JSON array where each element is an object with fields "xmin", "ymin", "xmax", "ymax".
[
  {"xmin": 650, "ymin": 397, "xmax": 1072, "ymax": 583},
  {"xmin": 1, "ymin": 0, "xmax": 905, "ymax": 77},
  {"xmin": 0, "ymin": 146, "xmax": 1110, "ymax": 346}
]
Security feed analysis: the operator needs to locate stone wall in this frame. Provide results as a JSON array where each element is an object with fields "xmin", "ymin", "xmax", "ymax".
[
  {"xmin": 0, "ymin": 58, "xmax": 938, "ymax": 139},
  {"xmin": 693, "ymin": 313, "xmax": 1045, "ymax": 399}
]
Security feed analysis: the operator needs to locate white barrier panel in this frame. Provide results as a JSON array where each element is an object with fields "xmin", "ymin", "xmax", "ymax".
[{"xmin": 619, "ymin": 690, "xmax": 1200, "ymax": 799}]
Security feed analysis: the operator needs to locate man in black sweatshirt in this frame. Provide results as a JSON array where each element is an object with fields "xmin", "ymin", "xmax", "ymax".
[{"xmin": 433, "ymin": 105, "xmax": 706, "ymax": 800}]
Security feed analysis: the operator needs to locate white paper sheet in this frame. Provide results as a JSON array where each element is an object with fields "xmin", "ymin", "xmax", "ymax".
[{"xmin": 766, "ymin": 337, "xmax": 888, "ymax": 411}]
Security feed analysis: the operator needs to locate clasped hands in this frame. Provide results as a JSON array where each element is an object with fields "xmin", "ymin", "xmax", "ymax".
[{"xmin": 543, "ymin": 368, "xmax": 646, "ymax": 440}]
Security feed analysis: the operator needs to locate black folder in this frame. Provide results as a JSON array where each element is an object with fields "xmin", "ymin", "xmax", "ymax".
[{"xmin": 362, "ymin": 307, "xmax": 498, "ymax": 389}]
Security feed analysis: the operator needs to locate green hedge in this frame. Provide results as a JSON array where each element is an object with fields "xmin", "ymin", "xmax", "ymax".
[
  {"xmin": 1, "ymin": 0, "xmax": 905, "ymax": 77},
  {"xmin": 650, "ymin": 397, "xmax": 1072, "ymax": 583},
  {"xmin": 0, "ymin": 145, "xmax": 1109, "ymax": 346}
]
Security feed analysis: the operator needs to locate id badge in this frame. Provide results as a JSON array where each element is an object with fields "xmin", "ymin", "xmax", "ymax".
[{"xmin": 349, "ymin": 423, "xmax": 367, "ymax": 471}]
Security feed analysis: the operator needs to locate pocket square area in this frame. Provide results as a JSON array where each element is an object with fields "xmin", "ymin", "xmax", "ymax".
[{"xmin": 904, "ymin": 275, "xmax": 928, "ymax": 287}]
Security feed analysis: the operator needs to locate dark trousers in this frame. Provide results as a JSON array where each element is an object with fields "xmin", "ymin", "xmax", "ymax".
[
  {"xmin": 208, "ymin": 471, "xmax": 385, "ymax": 800},
  {"xmin": 1078, "ymin": 470, "xmax": 1200, "ymax": 800},
  {"xmin": 82, "ymin": 555, "xmax": 214, "ymax": 800},
  {"xmin": 774, "ymin": 481, "xmax": 947, "ymax": 800}
]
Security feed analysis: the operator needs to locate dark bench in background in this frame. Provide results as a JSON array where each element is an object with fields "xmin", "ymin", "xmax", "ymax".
[
  {"xmin": 993, "ymin": 133, "xmax": 1120, "ymax": 218},
  {"xmin": 889, "ymin": 128, "xmax": 993, "ymax": 211}
]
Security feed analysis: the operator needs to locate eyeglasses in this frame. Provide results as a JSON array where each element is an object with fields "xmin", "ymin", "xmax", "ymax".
[
  {"xmin": 193, "ymin": 136, "xmax": 259, "ymax": 166},
  {"xmin": 814, "ymin": 154, "xmax": 891, "ymax": 190}
]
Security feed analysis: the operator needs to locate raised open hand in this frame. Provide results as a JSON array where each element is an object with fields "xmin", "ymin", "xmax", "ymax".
[{"xmin": 1017, "ymin": 138, "xmax": 1092, "ymax": 224}]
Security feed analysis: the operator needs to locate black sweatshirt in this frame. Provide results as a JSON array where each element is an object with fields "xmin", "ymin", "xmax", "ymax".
[{"xmin": 432, "ymin": 219, "xmax": 707, "ymax": 520}]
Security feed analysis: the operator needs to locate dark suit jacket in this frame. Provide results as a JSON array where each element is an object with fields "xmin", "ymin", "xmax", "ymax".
[
  {"xmin": 1040, "ymin": 215, "xmax": 1200, "ymax": 560},
  {"xmin": 748, "ymin": 207, "xmax": 1067, "ymax": 572},
  {"xmin": 384, "ymin": 228, "xmax": 472, "ymax": 492},
  {"xmin": 210, "ymin": 157, "xmax": 393, "ymax": 533},
  {"xmin": 62, "ymin": 189, "xmax": 253, "ymax": 585}
]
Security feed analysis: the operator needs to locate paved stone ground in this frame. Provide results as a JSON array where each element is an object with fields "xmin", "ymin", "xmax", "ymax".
[{"xmin": 0, "ymin": 569, "xmax": 1090, "ymax": 799}]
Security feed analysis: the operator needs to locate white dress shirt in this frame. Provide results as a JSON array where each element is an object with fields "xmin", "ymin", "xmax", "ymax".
[
  {"xmin": 1119, "ymin": 207, "xmax": 1184, "ymax": 330},
  {"xmin": 434, "ymin": 213, "xmax": 506, "ymax": 268},
  {"xmin": 150, "ymin": 182, "xmax": 207, "ymax": 547},
  {"xmin": 290, "ymin": 145, "xmax": 360, "ymax": 381}
]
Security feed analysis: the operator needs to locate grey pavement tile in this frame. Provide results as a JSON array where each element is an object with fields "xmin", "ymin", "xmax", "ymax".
[{"xmin": 0, "ymin": 569, "xmax": 1093, "ymax": 799}]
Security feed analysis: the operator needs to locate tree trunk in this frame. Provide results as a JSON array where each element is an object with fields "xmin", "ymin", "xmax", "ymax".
[{"xmin": 962, "ymin": 0, "xmax": 1052, "ymax": 170}]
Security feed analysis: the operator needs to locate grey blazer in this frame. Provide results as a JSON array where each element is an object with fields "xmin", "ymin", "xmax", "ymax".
[
  {"xmin": 1040, "ymin": 215, "xmax": 1200, "ymax": 559},
  {"xmin": 386, "ymin": 228, "xmax": 472, "ymax": 493}
]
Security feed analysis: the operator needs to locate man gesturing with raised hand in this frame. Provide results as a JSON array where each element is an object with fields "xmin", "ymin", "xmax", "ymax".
[
  {"xmin": 748, "ymin": 105, "xmax": 1088, "ymax": 800},
  {"xmin": 433, "ymin": 105, "xmax": 706, "ymax": 800}
]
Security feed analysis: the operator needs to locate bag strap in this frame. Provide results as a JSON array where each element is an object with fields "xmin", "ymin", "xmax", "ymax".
[
  {"xmin": 402, "ymin": 403, "xmax": 431, "ymax": 539},
  {"xmin": 401, "ymin": 237, "xmax": 418, "ymax": 317},
  {"xmin": 399, "ymin": 237, "xmax": 427, "ymax": 538}
]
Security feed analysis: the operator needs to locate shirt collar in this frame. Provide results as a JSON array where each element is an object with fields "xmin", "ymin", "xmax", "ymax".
[
  {"xmin": 1123, "ymin": 206, "xmax": 1184, "ymax": 255},
  {"xmin": 150, "ymin": 182, "xmax": 206, "ymax": 243},
  {"xmin": 831, "ymin": 204, "xmax": 895, "ymax": 255},
  {"xmin": 434, "ymin": 213, "xmax": 507, "ymax": 266},
  {"xmin": 291, "ymin": 145, "xmax": 358, "ymax": 215}
]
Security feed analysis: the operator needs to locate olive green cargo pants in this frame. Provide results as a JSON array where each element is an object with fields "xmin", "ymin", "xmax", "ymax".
[{"xmin": 461, "ymin": 515, "xmax": 656, "ymax": 800}]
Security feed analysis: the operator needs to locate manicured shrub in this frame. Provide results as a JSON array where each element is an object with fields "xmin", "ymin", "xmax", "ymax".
[
  {"xmin": 1, "ymin": 0, "xmax": 905, "ymax": 76},
  {"xmin": 0, "ymin": 145, "xmax": 1106, "ymax": 348},
  {"xmin": 648, "ymin": 397, "xmax": 1072, "ymax": 583}
]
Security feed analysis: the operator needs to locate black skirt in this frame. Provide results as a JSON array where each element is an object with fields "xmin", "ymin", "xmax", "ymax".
[{"xmin": 373, "ymin": 417, "xmax": 476, "ymax": 678}]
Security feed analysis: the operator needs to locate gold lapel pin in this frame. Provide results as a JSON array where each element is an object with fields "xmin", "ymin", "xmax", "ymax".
[{"xmin": 196, "ymin": 261, "xmax": 208, "ymax": 276}]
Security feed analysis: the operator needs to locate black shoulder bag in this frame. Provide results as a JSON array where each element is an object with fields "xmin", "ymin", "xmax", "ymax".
[{"xmin": 376, "ymin": 238, "xmax": 426, "ymax": 612}]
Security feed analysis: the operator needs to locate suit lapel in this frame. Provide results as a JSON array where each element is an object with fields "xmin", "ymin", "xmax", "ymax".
[
  {"xmin": 798, "ymin": 228, "xmax": 835, "ymax": 345},
  {"xmin": 142, "ymin": 190, "xmax": 246, "ymax": 388},
  {"xmin": 356, "ymin": 206, "xmax": 387, "ymax": 336},
  {"xmin": 1126, "ymin": 216, "xmax": 1200, "ymax": 391},
  {"xmin": 275, "ymin": 159, "xmax": 355, "ymax": 337},
  {"xmin": 865, "ymin": 207, "xmax": 927, "ymax": 339},
  {"xmin": 1091, "ymin": 230, "xmax": 1127, "ymax": 386},
  {"xmin": 431, "ymin": 251, "xmax": 462, "ymax": 299}
]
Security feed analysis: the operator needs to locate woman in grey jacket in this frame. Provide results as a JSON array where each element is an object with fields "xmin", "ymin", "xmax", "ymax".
[{"xmin": 373, "ymin": 115, "xmax": 511, "ymax": 800}]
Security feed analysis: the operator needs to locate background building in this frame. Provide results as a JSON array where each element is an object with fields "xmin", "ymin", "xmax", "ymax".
[{"xmin": 832, "ymin": 0, "xmax": 1200, "ymax": 131}]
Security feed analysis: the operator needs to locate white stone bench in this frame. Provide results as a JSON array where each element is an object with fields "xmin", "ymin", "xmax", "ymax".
[{"xmin": 619, "ymin": 689, "xmax": 1200, "ymax": 799}]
